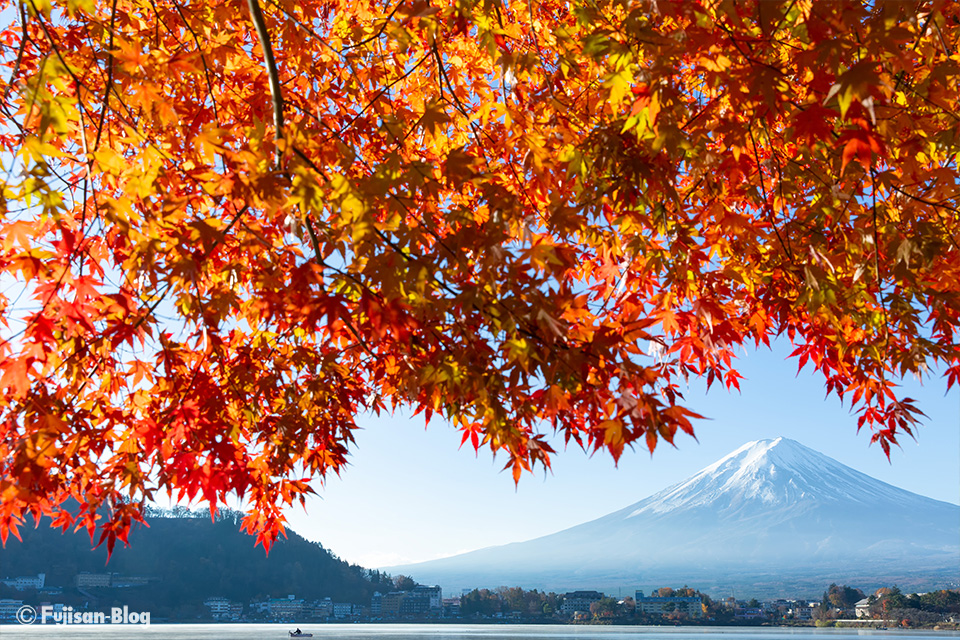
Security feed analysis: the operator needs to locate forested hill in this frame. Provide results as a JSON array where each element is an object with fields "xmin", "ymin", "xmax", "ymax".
[{"xmin": 1, "ymin": 509, "xmax": 393, "ymax": 607}]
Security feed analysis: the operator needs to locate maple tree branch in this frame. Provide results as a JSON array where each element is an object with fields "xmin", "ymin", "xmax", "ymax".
[
  {"xmin": 93, "ymin": 0, "xmax": 118, "ymax": 151},
  {"xmin": 295, "ymin": 110, "xmax": 479, "ymax": 298},
  {"xmin": 246, "ymin": 0, "xmax": 284, "ymax": 164},
  {"xmin": 282, "ymin": 148, "xmax": 470, "ymax": 348},
  {"xmin": 76, "ymin": 78, "xmax": 90, "ymax": 232},
  {"xmin": 401, "ymin": 63, "xmax": 569, "ymax": 358},
  {"xmin": 23, "ymin": 2, "xmax": 92, "ymax": 116},
  {"xmin": 301, "ymin": 217, "xmax": 376, "ymax": 359},
  {"xmin": 681, "ymin": 96, "xmax": 718, "ymax": 131},
  {"xmin": 769, "ymin": 0, "xmax": 799, "ymax": 35},
  {"xmin": 321, "ymin": 51, "xmax": 431, "ymax": 144},
  {"xmin": 432, "ymin": 40, "xmax": 549, "ymax": 236},
  {"xmin": 289, "ymin": 85, "xmax": 501, "ymax": 352},
  {"xmin": 292, "ymin": 124, "xmax": 575, "ymax": 374},
  {"xmin": 932, "ymin": 20, "xmax": 952, "ymax": 56},
  {"xmin": 747, "ymin": 127, "xmax": 793, "ymax": 262},
  {"xmin": 1, "ymin": 52, "xmax": 81, "ymax": 196},
  {"xmin": 73, "ymin": 76, "xmax": 240, "ymax": 222},
  {"xmin": 870, "ymin": 168, "xmax": 890, "ymax": 374},
  {"xmin": 11, "ymin": 204, "xmax": 252, "ymax": 402},
  {"xmin": 888, "ymin": 184, "xmax": 960, "ymax": 214},
  {"xmin": 525, "ymin": 0, "xmax": 546, "ymax": 82},
  {"xmin": 8, "ymin": 210, "xmax": 254, "ymax": 451},
  {"xmin": 291, "ymin": 146, "xmax": 482, "ymax": 352},
  {"xmin": 760, "ymin": 122, "xmax": 790, "ymax": 245},
  {"xmin": 340, "ymin": 0, "xmax": 404, "ymax": 52},
  {"xmin": 288, "ymin": 140, "xmax": 460, "ymax": 280},
  {"xmin": 172, "ymin": 1, "xmax": 222, "ymax": 130},
  {"xmin": 888, "ymin": 184, "xmax": 960, "ymax": 253},
  {"xmin": 263, "ymin": 0, "xmax": 339, "ymax": 57},
  {"xmin": 2, "ymin": 3, "xmax": 29, "ymax": 105},
  {"xmin": 898, "ymin": 79, "xmax": 960, "ymax": 121},
  {"xmin": 714, "ymin": 19, "xmax": 786, "ymax": 77},
  {"xmin": 146, "ymin": 0, "xmax": 160, "ymax": 46},
  {"xmin": 0, "ymin": 57, "xmax": 94, "ymax": 350}
]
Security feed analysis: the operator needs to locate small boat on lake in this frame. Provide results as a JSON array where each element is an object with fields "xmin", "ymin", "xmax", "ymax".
[{"xmin": 289, "ymin": 631, "xmax": 313, "ymax": 638}]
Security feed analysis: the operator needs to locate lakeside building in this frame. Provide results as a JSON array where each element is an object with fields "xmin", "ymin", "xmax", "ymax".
[
  {"xmin": 635, "ymin": 591, "xmax": 703, "ymax": 618},
  {"xmin": 413, "ymin": 585, "xmax": 443, "ymax": 610},
  {"xmin": 787, "ymin": 602, "xmax": 819, "ymax": 620},
  {"xmin": 734, "ymin": 607, "xmax": 765, "ymax": 620},
  {"xmin": 1, "ymin": 573, "xmax": 45, "ymax": 591},
  {"xmin": 203, "ymin": 597, "xmax": 243, "ymax": 622},
  {"xmin": 75, "ymin": 572, "xmax": 111, "ymax": 588},
  {"xmin": 310, "ymin": 597, "xmax": 334, "ymax": 619},
  {"xmin": 443, "ymin": 597, "xmax": 461, "ymax": 618},
  {"xmin": 73, "ymin": 572, "xmax": 156, "ymax": 589},
  {"xmin": 203, "ymin": 597, "xmax": 243, "ymax": 621},
  {"xmin": 379, "ymin": 586, "xmax": 443, "ymax": 618},
  {"xmin": 0, "ymin": 599, "xmax": 24, "ymax": 621},
  {"xmin": 110, "ymin": 575, "xmax": 154, "ymax": 588},
  {"xmin": 267, "ymin": 595, "xmax": 304, "ymax": 621},
  {"xmin": 560, "ymin": 591, "xmax": 604, "ymax": 616},
  {"xmin": 381, "ymin": 591, "xmax": 405, "ymax": 618}
]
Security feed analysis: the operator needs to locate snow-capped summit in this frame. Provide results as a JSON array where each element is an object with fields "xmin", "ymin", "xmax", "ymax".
[
  {"xmin": 625, "ymin": 437, "xmax": 923, "ymax": 516},
  {"xmin": 390, "ymin": 437, "xmax": 959, "ymax": 597}
]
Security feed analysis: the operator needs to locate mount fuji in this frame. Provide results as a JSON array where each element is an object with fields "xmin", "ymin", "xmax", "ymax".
[{"xmin": 390, "ymin": 438, "xmax": 959, "ymax": 597}]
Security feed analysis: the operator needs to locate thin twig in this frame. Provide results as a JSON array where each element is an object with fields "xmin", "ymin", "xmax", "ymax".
[
  {"xmin": 748, "ymin": 127, "xmax": 793, "ymax": 261},
  {"xmin": 2, "ymin": 3, "xmax": 29, "ymax": 105},
  {"xmin": 340, "ymin": 0, "xmax": 404, "ymax": 52},
  {"xmin": 93, "ymin": 0, "xmax": 118, "ymax": 151},
  {"xmin": 870, "ymin": 167, "xmax": 890, "ymax": 375}
]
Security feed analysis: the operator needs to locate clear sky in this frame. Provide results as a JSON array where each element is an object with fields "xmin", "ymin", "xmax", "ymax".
[{"xmin": 284, "ymin": 339, "xmax": 960, "ymax": 570}]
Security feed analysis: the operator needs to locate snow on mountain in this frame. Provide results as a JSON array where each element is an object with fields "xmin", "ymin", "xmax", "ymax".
[
  {"xmin": 625, "ymin": 437, "xmax": 927, "ymax": 515},
  {"xmin": 389, "ymin": 438, "xmax": 960, "ymax": 597}
]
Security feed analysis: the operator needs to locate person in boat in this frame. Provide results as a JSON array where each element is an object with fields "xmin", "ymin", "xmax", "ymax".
[{"xmin": 295, "ymin": 629, "xmax": 302, "ymax": 635}]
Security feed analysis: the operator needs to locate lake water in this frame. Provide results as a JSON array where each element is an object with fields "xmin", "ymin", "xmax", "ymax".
[{"xmin": 1, "ymin": 623, "xmax": 958, "ymax": 640}]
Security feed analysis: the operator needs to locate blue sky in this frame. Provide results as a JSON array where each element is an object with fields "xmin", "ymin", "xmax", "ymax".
[{"xmin": 285, "ymin": 339, "xmax": 960, "ymax": 569}]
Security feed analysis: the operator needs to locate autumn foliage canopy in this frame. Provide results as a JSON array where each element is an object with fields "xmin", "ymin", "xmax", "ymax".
[{"xmin": 1, "ymin": 0, "xmax": 958, "ymax": 551}]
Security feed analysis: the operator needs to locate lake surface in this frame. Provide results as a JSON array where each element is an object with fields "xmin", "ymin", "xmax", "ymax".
[{"xmin": 2, "ymin": 623, "xmax": 959, "ymax": 640}]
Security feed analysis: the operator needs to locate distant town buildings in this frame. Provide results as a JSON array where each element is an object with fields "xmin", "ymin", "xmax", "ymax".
[
  {"xmin": 635, "ymin": 591, "xmax": 704, "ymax": 618},
  {"xmin": 2, "ymin": 564, "xmax": 956, "ymax": 628},
  {"xmin": 238, "ymin": 587, "xmax": 443, "ymax": 623}
]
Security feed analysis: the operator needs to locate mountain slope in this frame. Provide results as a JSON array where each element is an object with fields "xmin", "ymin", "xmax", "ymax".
[
  {"xmin": 391, "ymin": 438, "xmax": 960, "ymax": 597},
  {"xmin": 1, "ymin": 512, "xmax": 393, "ymax": 615}
]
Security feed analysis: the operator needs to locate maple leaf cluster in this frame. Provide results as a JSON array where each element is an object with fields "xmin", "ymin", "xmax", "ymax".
[{"xmin": 0, "ymin": 0, "xmax": 958, "ymax": 551}]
